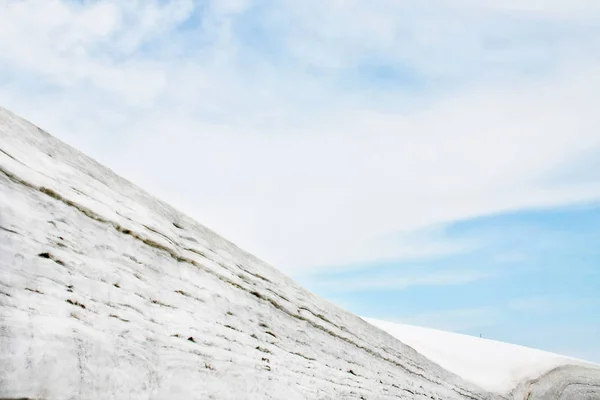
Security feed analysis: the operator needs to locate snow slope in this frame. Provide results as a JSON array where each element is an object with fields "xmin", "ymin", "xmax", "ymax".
[
  {"xmin": 0, "ymin": 106, "xmax": 501, "ymax": 399},
  {"xmin": 363, "ymin": 318, "xmax": 600, "ymax": 398}
]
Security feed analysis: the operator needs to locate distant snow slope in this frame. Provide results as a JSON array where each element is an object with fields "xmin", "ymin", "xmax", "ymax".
[
  {"xmin": 363, "ymin": 318, "xmax": 600, "ymax": 398},
  {"xmin": 0, "ymin": 106, "xmax": 501, "ymax": 400}
]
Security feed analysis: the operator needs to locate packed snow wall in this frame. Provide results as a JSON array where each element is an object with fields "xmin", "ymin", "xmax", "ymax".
[{"xmin": 0, "ymin": 106, "xmax": 500, "ymax": 400}]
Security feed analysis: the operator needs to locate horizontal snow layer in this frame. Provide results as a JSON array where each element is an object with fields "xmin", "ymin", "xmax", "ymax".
[
  {"xmin": 363, "ymin": 318, "xmax": 600, "ymax": 398},
  {"xmin": 0, "ymin": 105, "xmax": 500, "ymax": 400}
]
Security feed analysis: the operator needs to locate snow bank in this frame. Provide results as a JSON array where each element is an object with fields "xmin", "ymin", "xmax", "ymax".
[{"xmin": 363, "ymin": 317, "xmax": 598, "ymax": 395}]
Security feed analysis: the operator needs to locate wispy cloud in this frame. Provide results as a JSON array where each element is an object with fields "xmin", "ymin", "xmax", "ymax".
[
  {"xmin": 376, "ymin": 295, "xmax": 600, "ymax": 339},
  {"xmin": 378, "ymin": 299, "xmax": 548, "ymax": 333},
  {"xmin": 312, "ymin": 269, "xmax": 496, "ymax": 292},
  {"xmin": 394, "ymin": 306, "xmax": 503, "ymax": 332},
  {"xmin": 1, "ymin": 0, "xmax": 600, "ymax": 272},
  {"xmin": 450, "ymin": 0, "xmax": 600, "ymax": 17},
  {"xmin": 506, "ymin": 298, "xmax": 554, "ymax": 313}
]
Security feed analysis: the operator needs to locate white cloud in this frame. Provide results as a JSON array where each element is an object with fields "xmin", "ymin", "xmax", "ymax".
[
  {"xmin": 0, "ymin": 0, "xmax": 194, "ymax": 105},
  {"xmin": 507, "ymin": 298, "xmax": 553, "ymax": 313},
  {"xmin": 1, "ymin": 0, "xmax": 600, "ymax": 272},
  {"xmin": 394, "ymin": 296, "xmax": 600, "ymax": 334},
  {"xmin": 396, "ymin": 306, "xmax": 503, "ymax": 332},
  {"xmin": 110, "ymin": 69, "xmax": 600, "ymax": 270},
  {"xmin": 313, "ymin": 269, "xmax": 497, "ymax": 292},
  {"xmin": 450, "ymin": 0, "xmax": 600, "ymax": 17}
]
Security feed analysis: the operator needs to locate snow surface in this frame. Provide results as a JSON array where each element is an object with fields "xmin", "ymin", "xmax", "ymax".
[
  {"xmin": 363, "ymin": 317, "xmax": 600, "ymax": 396},
  {"xmin": 0, "ymin": 106, "xmax": 500, "ymax": 399}
]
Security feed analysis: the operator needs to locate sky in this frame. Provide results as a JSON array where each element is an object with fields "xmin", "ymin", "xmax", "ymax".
[{"xmin": 1, "ymin": 0, "xmax": 599, "ymax": 362}]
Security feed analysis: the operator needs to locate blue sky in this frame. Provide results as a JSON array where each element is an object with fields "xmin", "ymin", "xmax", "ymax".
[
  {"xmin": 302, "ymin": 202, "xmax": 600, "ymax": 362},
  {"xmin": 1, "ymin": 0, "xmax": 599, "ymax": 361}
]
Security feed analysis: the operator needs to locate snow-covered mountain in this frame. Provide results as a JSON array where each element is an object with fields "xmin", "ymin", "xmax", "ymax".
[
  {"xmin": 363, "ymin": 318, "xmax": 600, "ymax": 399},
  {"xmin": 0, "ymin": 105, "xmax": 598, "ymax": 399}
]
